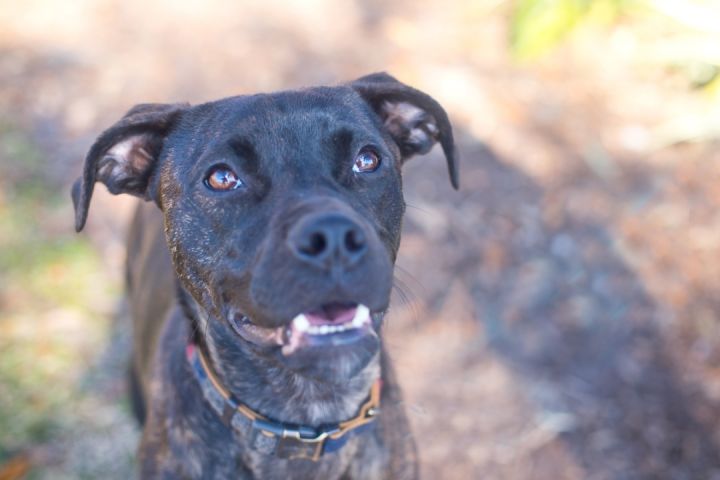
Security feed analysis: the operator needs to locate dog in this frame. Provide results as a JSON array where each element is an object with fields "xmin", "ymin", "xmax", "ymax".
[{"xmin": 72, "ymin": 72, "xmax": 458, "ymax": 479}]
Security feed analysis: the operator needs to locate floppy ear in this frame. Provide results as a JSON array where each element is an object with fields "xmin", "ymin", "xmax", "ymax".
[
  {"xmin": 350, "ymin": 72, "xmax": 459, "ymax": 189},
  {"xmin": 71, "ymin": 102, "xmax": 188, "ymax": 232}
]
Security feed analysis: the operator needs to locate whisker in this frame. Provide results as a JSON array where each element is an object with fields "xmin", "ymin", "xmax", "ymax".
[
  {"xmin": 392, "ymin": 276, "xmax": 424, "ymax": 326},
  {"xmin": 392, "ymin": 282, "xmax": 411, "ymax": 308},
  {"xmin": 405, "ymin": 202, "xmax": 429, "ymax": 214},
  {"xmin": 394, "ymin": 263, "xmax": 428, "ymax": 301},
  {"xmin": 204, "ymin": 312, "xmax": 211, "ymax": 344}
]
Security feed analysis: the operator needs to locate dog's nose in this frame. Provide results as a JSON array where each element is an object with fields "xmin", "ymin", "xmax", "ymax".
[{"xmin": 288, "ymin": 213, "xmax": 368, "ymax": 269}]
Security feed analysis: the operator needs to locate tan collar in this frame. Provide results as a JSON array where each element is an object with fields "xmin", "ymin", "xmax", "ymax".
[{"xmin": 187, "ymin": 342, "xmax": 381, "ymax": 460}]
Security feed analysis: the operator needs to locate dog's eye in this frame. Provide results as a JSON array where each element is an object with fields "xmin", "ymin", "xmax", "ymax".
[
  {"xmin": 205, "ymin": 166, "xmax": 242, "ymax": 191},
  {"xmin": 352, "ymin": 149, "xmax": 381, "ymax": 173}
]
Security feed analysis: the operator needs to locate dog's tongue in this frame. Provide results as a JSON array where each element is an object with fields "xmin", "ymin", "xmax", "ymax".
[
  {"xmin": 306, "ymin": 304, "xmax": 357, "ymax": 325},
  {"xmin": 281, "ymin": 304, "xmax": 372, "ymax": 356}
]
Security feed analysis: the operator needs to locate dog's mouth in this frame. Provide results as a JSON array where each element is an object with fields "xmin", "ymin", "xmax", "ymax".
[{"xmin": 229, "ymin": 303, "xmax": 376, "ymax": 356}]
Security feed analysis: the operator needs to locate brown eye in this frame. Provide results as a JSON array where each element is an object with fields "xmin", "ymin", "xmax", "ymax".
[
  {"xmin": 353, "ymin": 149, "xmax": 381, "ymax": 173},
  {"xmin": 205, "ymin": 165, "xmax": 242, "ymax": 191}
]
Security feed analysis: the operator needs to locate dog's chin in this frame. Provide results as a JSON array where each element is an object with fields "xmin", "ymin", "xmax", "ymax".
[{"xmin": 227, "ymin": 303, "xmax": 382, "ymax": 372}]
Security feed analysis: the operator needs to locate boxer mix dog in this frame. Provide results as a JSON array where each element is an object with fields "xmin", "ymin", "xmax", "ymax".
[{"xmin": 72, "ymin": 73, "xmax": 458, "ymax": 479}]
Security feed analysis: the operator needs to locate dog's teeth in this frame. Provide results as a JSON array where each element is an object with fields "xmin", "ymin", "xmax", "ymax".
[
  {"xmin": 352, "ymin": 304, "xmax": 370, "ymax": 327},
  {"xmin": 292, "ymin": 314, "xmax": 310, "ymax": 332},
  {"xmin": 299, "ymin": 306, "xmax": 373, "ymax": 337}
]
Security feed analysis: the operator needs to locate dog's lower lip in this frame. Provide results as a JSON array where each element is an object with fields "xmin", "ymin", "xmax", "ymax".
[{"xmin": 229, "ymin": 313, "xmax": 285, "ymax": 346}]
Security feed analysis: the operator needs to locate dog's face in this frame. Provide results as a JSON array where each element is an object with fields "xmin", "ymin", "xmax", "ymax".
[{"xmin": 72, "ymin": 73, "xmax": 457, "ymax": 379}]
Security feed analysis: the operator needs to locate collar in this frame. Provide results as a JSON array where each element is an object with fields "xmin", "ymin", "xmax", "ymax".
[{"xmin": 186, "ymin": 343, "xmax": 381, "ymax": 461}]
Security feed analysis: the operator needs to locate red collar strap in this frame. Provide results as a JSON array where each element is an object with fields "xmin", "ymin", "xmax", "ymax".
[{"xmin": 186, "ymin": 343, "xmax": 381, "ymax": 461}]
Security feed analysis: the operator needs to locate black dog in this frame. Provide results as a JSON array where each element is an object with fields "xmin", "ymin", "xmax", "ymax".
[{"xmin": 72, "ymin": 73, "xmax": 458, "ymax": 479}]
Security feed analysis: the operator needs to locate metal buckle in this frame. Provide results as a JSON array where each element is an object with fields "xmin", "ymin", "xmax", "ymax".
[
  {"xmin": 275, "ymin": 437, "xmax": 324, "ymax": 461},
  {"xmin": 275, "ymin": 427, "xmax": 339, "ymax": 461},
  {"xmin": 282, "ymin": 427, "xmax": 339, "ymax": 443},
  {"xmin": 256, "ymin": 423, "xmax": 342, "ymax": 461}
]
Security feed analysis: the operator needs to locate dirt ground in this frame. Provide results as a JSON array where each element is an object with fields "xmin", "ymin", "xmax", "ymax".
[{"xmin": 2, "ymin": 1, "xmax": 720, "ymax": 479}]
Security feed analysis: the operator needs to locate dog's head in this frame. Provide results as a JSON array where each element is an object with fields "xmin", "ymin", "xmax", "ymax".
[{"xmin": 73, "ymin": 73, "xmax": 458, "ymax": 379}]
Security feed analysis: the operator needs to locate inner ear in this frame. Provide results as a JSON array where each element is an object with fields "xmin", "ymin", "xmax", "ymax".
[
  {"xmin": 97, "ymin": 133, "xmax": 160, "ymax": 197},
  {"xmin": 72, "ymin": 102, "xmax": 187, "ymax": 232},
  {"xmin": 350, "ymin": 72, "xmax": 459, "ymax": 189},
  {"xmin": 380, "ymin": 101, "xmax": 439, "ymax": 158}
]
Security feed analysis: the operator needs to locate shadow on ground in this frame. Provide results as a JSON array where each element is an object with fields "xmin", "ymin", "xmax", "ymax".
[{"xmin": 390, "ymin": 130, "xmax": 720, "ymax": 479}]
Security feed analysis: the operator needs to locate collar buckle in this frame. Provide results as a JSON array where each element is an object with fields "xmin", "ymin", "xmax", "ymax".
[
  {"xmin": 282, "ymin": 426, "xmax": 339, "ymax": 443},
  {"xmin": 275, "ymin": 435, "xmax": 326, "ymax": 461},
  {"xmin": 275, "ymin": 426, "xmax": 341, "ymax": 460}
]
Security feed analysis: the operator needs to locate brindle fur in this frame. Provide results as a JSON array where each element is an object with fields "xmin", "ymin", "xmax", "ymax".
[{"xmin": 73, "ymin": 73, "xmax": 458, "ymax": 479}]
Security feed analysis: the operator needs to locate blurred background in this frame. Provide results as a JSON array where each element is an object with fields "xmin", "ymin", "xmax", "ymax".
[{"xmin": 1, "ymin": 0, "xmax": 720, "ymax": 478}]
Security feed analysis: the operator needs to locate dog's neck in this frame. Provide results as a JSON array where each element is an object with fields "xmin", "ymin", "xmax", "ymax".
[{"xmin": 177, "ymin": 286, "xmax": 380, "ymax": 426}]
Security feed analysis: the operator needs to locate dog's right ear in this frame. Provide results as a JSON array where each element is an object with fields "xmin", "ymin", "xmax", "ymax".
[
  {"xmin": 350, "ymin": 72, "xmax": 459, "ymax": 189},
  {"xmin": 72, "ymin": 103, "xmax": 188, "ymax": 232}
]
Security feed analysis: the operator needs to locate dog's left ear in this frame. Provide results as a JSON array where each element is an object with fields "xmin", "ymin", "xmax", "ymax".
[
  {"xmin": 71, "ymin": 102, "xmax": 188, "ymax": 232},
  {"xmin": 351, "ymin": 72, "xmax": 459, "ymax": 189}
]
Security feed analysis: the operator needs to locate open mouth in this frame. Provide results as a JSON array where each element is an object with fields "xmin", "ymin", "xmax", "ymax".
[{"xmin": 229, "ymin": 303, "xmax": 376, "ymax": 356}]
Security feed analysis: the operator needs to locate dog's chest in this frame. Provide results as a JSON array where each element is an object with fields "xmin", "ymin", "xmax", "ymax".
[
  {"xmin": 152, "ymin": 316, "xmax": 383, "ymax": 479},
  {"xmin": 163, "ymin": 418, "xmax": 369, "ymax": 479}
]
